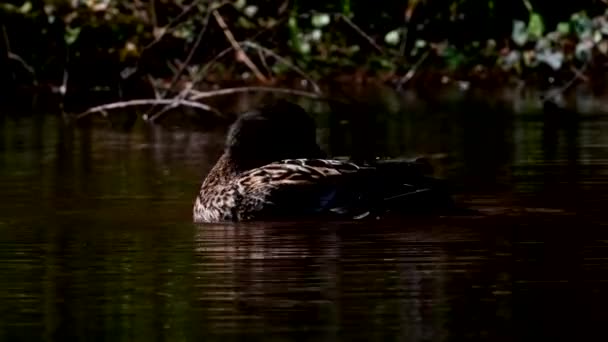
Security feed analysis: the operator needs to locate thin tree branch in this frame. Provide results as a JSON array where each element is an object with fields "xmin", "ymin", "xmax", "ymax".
[
  {"xmin": 159, "ymin": 9, "xmax": 213, "ymax": 98},
  {"xmin": 191, "ymin": 46, "xmax": 235, "ymax": 87},
  {"xmin": 187, "ymin": 86, "xmax": 346, "ymax": 103},
  {"xmin": 146, "ymin": 87, "xmax": 193, "ymax": 122},
  {"xmin": 396, "ymin": 50, "xmax": 430, "ymax": 90},
  {"xmin": 143, "ymin": 0, "xmax": 209, "ymax": 51},
  {"xmin": 7, "ymin": 53, "xmax": 37, "ymax": 79},
  {"xmin": 2, "ymin": 25, "xmax": 37, "ymax": 84},
  {"xmin": 338, "ymin": 14, "xmax": 385, "ymax": 55},
  {"xmin": 76, "ymin": 99, "xmax": 221, "ymax": 120},
  {"xmin": 541, "ymin": 62, "xmax": 589, "ymax": 103},
  {"xmin": 212, "ymin": 9, "xmax": 268, "ymax": 83},
  {"xmin": 242, "ymin": 41, "xmax": 321, "ymax": 93}
]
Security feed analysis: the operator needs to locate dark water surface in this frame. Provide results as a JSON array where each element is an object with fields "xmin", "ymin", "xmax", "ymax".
[{"xmin": 1, "ymin": 93, "xmax": 608, "ymax": 341}]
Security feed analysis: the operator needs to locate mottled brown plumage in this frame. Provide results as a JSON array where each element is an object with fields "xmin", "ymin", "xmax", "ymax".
[{"xmin": 193, "ymin": 100, "xmax": 455, "ymax": 223}]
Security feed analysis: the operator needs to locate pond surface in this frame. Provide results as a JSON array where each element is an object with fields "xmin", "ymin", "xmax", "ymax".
[{"xmin": 1, "ymin": 91, "xmax": 608, "ymax": 341}]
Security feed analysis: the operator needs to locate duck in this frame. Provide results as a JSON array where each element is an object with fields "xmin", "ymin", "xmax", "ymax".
[{"xmin": 193, "ymin": 100, "xmax": 457, "ymax": 223}]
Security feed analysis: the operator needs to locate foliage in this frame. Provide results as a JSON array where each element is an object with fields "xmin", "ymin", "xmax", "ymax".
[{"xmin": 2, "ymin": 0, "xmax": 608, "ymax": 93}]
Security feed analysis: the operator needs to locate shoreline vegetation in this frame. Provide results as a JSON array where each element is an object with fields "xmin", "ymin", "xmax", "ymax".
[{"xmin": 2, "ymin": 0, "xmax": 608, "ymax": 121}]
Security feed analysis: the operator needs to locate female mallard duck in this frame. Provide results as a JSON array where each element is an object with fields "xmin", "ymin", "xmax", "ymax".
[{"xmin": 193, "ymin": 100, "xmax": 455, "ymax": 223}]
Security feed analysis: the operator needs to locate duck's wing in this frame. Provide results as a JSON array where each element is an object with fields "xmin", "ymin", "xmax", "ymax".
[{"xmin": 234, "ymin": 159, "xmax": 375, "ymax": 220}]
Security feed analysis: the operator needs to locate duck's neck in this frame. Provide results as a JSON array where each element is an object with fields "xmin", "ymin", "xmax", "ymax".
[{"xmin": 201, "ymin": 153, "xmax": 240, "ymax": 188}]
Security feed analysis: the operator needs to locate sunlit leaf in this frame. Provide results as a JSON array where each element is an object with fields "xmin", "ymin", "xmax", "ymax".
[
  {"xmin": 527, "ymin": 12, "xmax": 544, "ymax": 40},
  {"xmin": 571, "ymin": 12, "xmax": 593, "ymax": 39},
  {"xmin": 557, "ymin": 22, "xmax": 570, "ymax": 35},
  {"xmin": 244, "ymin": 5, "xmax": 257, "ymax": 18},
  {"xmin": 536, "ymin": 50, "xmax": 563, "ymax": 70},
  {"xmin": 299, "ymin": 41, "xmax": 311, "ymax": 54},
  {"xmin": 19, "ymin": 1, "xmax": 32, "ymax": 14},
  {"xmin": 415, "ymin": 39, "xmax": 426, "ymax": 48},
  {"xmin": 234, "ymin": 0, "xmax": 246, "ymax": 10},
  {"xmin": 384, "ymin": 29, "xmax": 400, "ymax": 45},
  {"xmin": 311, "ymin": 13, "xmax": 330, "ymax": 28},
  {"xmin": 64, "ymin": 27, "xmax": 81, "ymax": 46},
  {"xmin": 410, "ymin": 39, "xmax": 427, "ymax": 55},
  {"xmin": 594, "ymin": 30, "xmax": 603, "ymax": 43},
  {"xmin": 598, "ymin": 40, "xmax": 608, "ymax": 55},
  {"xmin": 310, "ymin": 29, "xmax": 322, "ymax": 42},
  {"xmin": 512, "ymin": 20, "xmax": 527, "ymax": 46},
  {"xmin": 575, "ymin": 40, "xmax": 593, "ymax": 62}
]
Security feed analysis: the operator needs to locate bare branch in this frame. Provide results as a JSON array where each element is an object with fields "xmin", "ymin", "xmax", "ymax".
[
  {"xmin": 338, "ymin": 14, "xmax": 385, "ymax": 55},
  {"xmin": 192, "ymin": 46, "xmax": 235, "ymax": 87},
  {"xmin": 7, "ymin": 53, "xmax": 37, "ymax": 79},
  {"xmin": 541, "ymin": 62, "xmax": 590, "ymax": 103},
  {"xmin": 242, "ymin": 41, "xmax": 321, "ymax": 93},
  {"xmin": 396, "ymin": 50, "xmax": 430, "ymax": 90},
  {"xmin": 143, "ymin": 0, "xmax": 211, "ymax": 51},
  {"xmin": 75, "ymin": 98, "xmax": 221, "ymax": 120},
  {"xmin": 188, "ymin": 86, "xmax": 340, "ymax": 102},
  {"xmin": 2, "ymin": 25, "xmax": 37, "ymax": 85},
  {"xmin": 212, "ymin": 9, "xmax": 268, "ymax": 83},
  {"xmin": 159, "ymin": 8, "xmax": 213, "ymax": 98},
  {"xmin": 146, "ymin": 87, "xmax": 193, "ymax": 122}
]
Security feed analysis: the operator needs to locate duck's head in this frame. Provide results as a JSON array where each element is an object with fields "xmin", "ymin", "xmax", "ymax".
[{"xmin": 224, "ymin": 100, "xmax": 326, "ymax": 171}]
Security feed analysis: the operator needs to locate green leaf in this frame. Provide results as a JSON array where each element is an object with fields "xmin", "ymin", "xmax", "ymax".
[
  {"xmin": 244, "ymin": 5, "xmax": 257, "ymax": 18},
  {"xmin": 527, "ymin": 12, "xmax": 544, "ymax": 40},
  {"xmin": 575, "ymin": 40, "xmax": 593, "ymax": 62},
  {"xmin": 18, "ymin": 1, "xmax": 31, "ymax": 14},
  {"xmin": 410, "ymin": 39, "xmax": 427, "ymax": 56},
  {"xmin": 64, "ymin": 27, "xmax": 81, "ymax": 46},
  {"xmin": 298, "ymin": 41, "xmax": 311, "ymax": 55},
  {"xmin": 557, "ymin": 22, "xmax": 570, "ymax": 35},
  {"xmin": 384, "ymin": 29, "xmax": 400, "ymax": 45},
  {"xmin": 512, "ymin": 20, "xmax": 528, "ymax": 46},
  {"xmin": 594, "ymin": 30, "xmax": 603, "ymax": 43},
  {"xmin": 234, "ymin": 0, "xmax": 246, "ymax": 10},
  {"xmin": 571, "ymin": 12, "xmax": 592, "ymax": 39},
  {"xmin": 309, "ymin": 29, "xmax": 322, "ymax": 42},
  {"xmin": 536, "ymin": 50, "xmax": 564, "ymax": 70},
  {"xmin": 311, "ymin": 13, "xmax": 331, "ymax": 28}
]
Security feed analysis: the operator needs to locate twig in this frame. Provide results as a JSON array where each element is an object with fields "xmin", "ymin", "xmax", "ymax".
[
  {"xmin": 2, "ymin": 25, "xmax": 37, "ymax": 84},
  {"xmin": 541, "ymin": 62, "xmax": 589, "ymax": 103},
  {"xmin": 212, "ymin": 9, "xmax": 268, "ymax": 83},
  {"xmin": 338, "ymin": 14, "xmax": 385, "ymax": 55},
  {"xmin": 159, "ymin": 9, "xmax": 213, "ymax": 98},
  {"xmin": 242, "ymin": 41, "xmax": 321, "ymax": 93},
  {"xmin": 143, "ymin": 0, "xmax": 209, "ymax": 51},
  {"xmin": 145, "ymin": 9, "xmax": 214, "ymax": 120},
  {"xmin": 188, "ymin": 86, "xmax": 339, "ymax": 102},
  {"xmin": 146, "ymin": 87, "xmax": 193, "ymax": 122},
  {"xmin": 521, "ymin": 0, "xmax": 533, "ymax": 12},
  {"xmin": 7, "ymin": 53, "xmax": 37, "ymax": 79},
  {"xmin": 147, "ymin": 75, "xmax": 162, "ymax": 99},
  {"xmin": 59, "ymin": 48, "xmax": 69, "ymax": 96},
  {"xmin": 75, "ymin": 98, "xmax": 221, "ymax": 120},
  {"xmin": 396, "ymin": 50, "xmax": 430, "ymax": 90},
  {"xmin": 257, "ymin": 47, "xmax": 271, "ymax": 77},
  {"xmin": 193, "ymin": 45, "xmax": 236, "ymax": 84}
]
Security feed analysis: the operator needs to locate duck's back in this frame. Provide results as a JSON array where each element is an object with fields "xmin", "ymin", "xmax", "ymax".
[
  {"xmin": 193, "ymin": 158, "xmax": 455, "ymax": 223},
  {"xmin": 194, "ymin": 159, "xmax": 369, "ymax": 222}
]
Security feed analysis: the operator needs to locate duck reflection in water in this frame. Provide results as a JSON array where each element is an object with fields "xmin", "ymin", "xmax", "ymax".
[{"xmin": 193, "ymin": 100, "xmax": 459, "ymax": 223}]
